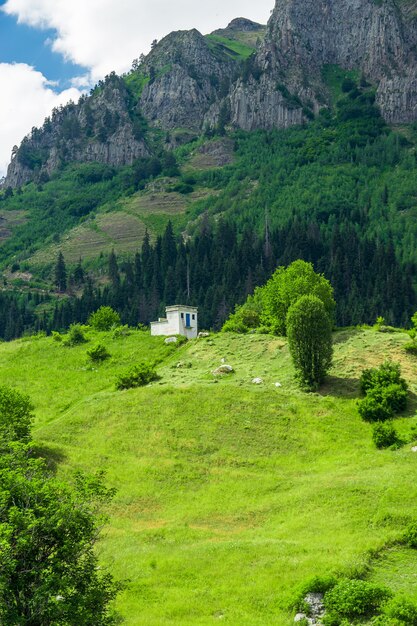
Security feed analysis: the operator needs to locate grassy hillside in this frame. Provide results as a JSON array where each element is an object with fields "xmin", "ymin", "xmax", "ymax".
[{"xmin": 1, "ymin": 328, "xmax": 417, "ymax": 624}]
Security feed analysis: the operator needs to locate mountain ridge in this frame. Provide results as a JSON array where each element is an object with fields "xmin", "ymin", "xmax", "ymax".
[{"xmin": 4, "ymin": 0, "xmax": 417, "ymax": 188}]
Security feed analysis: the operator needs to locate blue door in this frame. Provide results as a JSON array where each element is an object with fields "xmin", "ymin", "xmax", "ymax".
[{"xmin": 186, "ymin": 313, "xmax": 191, "ymax": 327}]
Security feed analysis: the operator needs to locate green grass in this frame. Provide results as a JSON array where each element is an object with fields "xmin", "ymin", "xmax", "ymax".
[
  {"xmin": 205, "ymin": 35, "xmax": 255, "ymax": 61},
  {"xmin": 1, "ymin": 328, "xmax": 417, "ymax": 624},
  {"xmin": 322, "ymin": 64, "xmax": 361, "ymax": 105}
]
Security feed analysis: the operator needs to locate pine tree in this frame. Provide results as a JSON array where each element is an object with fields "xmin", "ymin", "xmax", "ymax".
[{"xmin": 54, "ymin": 252, "xmax": 67, "ymax": 292}]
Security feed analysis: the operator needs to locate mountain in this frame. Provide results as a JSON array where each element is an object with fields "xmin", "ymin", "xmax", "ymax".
[{"xmin": 4, "ymin": 0, "xmax": 417, "ymax": 188}]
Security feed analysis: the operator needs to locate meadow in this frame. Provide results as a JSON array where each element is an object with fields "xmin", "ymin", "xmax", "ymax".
[{"xmin": 0, "ymin": 327, "xmax": 416, "ymax": 624}]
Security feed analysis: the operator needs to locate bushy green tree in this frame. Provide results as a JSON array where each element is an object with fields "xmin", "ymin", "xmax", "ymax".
[
  {"xmin": 0, "ymin": 386, "xmax": 33, "ymax": 443},
  {"xmin": 88, "ymin": 306, "xmax": 121, "ymax": 331},
  {"xmin": 0, "ymin": 445, "xmax": 121, "ymax": 625},
  {"xmin": 222, "ymin": 293, "xmax": 262, "ymax": 333},
  {"xmin": 261, "ymin": 260, "xmax": 335, "ymax": 335},
  {"xmin": 286, "ymin": 295, "xmax": 333, "ymax": 390}
]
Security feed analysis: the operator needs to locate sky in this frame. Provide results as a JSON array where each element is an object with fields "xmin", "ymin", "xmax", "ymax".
[{"xmin": 0, "ymin": 0, "xmax": 273, "ymax": 178}]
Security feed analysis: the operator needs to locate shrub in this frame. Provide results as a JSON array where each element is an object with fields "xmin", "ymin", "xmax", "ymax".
[
  {"xmin": 111, "ymin": 324, "xmax": 130, "ymax": 338},
  {"xmin": 381, "ymin": 383, "xmax": 408, "ymax": 413},
  {"xmin": 292, "ymin": 575, "xmax": 337, "ymax": 611},
  {"xmin": 89, "ymin": 306, "xmax": 121, "ymax": 331},
  {"xmin": 116, "ymin": 362, "xmax": 159, "ymax": 390},
  {"xmin": 63, "ymin": 323, "xmax": 88, "ymax": 346},
  {"xmin": 324, "ymin": 579, "xmax": 392, "ymax": 620},
  {"xmin": 0, "ymin": 385, "xmax": 34, "ymax": 443},
  {"xmin": 360, "ymin": 361, "xmax": 407, "ymax": 395},
  {"xmin": 384, "ymin": 596, "xmax": 417, "ymax": 624},
  {"xmin": 87, "ymin": 343, "xmax": 111, "ymax": 363},
  {"xmin": 222, "ymin": 294, "xmax": 262, "ymax": 333},
  {"xmin": 372, "ymin": 421, "xmax": 398, "ymax": 449},
  {"xmin": 404, "ymin": 341, "xmax": 417, "ymax": 356},
  {"xmin": 51, "ymin": 331, "xmax": 62, "ymax": 342},
  {"xmin": 404, "ymin": 522, "xmax": 417, "ymax": 548},
  {"xmin": 357, "ymin": 393, "xmax": 393, "ymax": 422}
]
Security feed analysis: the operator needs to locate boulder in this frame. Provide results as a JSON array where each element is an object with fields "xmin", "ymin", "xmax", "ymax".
[
  {"xmin": 252, "ymin": 377, "xmax": 264, "ymax": 384},
  {"xmin": 165, "ymin": 336, "xmax": 177, "ymax": 344},
  {"xmin": 213, "ymin": 365, "xmax": 234, "ymax": 375}
]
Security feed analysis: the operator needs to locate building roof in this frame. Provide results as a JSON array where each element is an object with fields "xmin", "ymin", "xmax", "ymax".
[{"xmin": 165, "ymin": 305, "xmax": 198, "ymax": 312}]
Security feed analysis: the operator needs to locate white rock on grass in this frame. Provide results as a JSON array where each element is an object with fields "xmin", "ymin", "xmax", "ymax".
[
  {"xmin": 165, "ymin": 336, "xmax": 177, "ymax": 344},
  {"xmin": 412, "ymin": 446, "xmax": 417, "ymax": 452},
  {"xmin": 294, "ymin": 614, "xmax": 307, "ymax": 623},
  {"xmin": 252, "ymin": 378, "xmax": 264, "ymax": 384},
  {"xmin": 274, "ymin": 382, "xmax": 282, "ymax": 388},
  {"xmin": 213, "ymin": 365, "xmax": 234, "ymax": 375}
]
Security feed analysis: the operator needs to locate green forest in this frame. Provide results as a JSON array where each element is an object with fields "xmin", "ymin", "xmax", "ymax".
[{"xmin": 0, "ymin": 75, "xmax": 416, "ymax": 338}]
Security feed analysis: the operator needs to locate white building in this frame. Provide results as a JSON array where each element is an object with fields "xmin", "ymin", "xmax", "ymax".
[{"xmin": 150, "ymin": 305, "xmax": 198, "ymax": 339}]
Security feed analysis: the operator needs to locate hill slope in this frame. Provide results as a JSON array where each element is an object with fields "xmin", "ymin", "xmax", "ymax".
[{"xmin": 1, "ymin": 328, "xmax": 417, "ymax": 624}]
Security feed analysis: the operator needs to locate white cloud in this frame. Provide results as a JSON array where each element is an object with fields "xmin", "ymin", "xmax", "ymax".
[
  {"xmin": 0, "ymin": 63, "xmax": 82, "ymax": 178},
  {"xmin": 2, "ymin": 0, "xmax": 273, "ymax": 80}
]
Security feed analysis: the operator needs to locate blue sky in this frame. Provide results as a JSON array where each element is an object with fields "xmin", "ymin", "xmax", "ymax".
[
  {"xmin": 0, "ymin": 0, "xmax": 273, "ymax": 177},
  {"xmin": 0, "ymin": 6, "xmax": 86, "ymax": 89}
]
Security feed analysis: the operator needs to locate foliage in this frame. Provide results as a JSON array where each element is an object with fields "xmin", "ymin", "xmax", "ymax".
[
  {"xmin": 260, "ymin": 260, "xmax": 335, "ymax": 336},
  {"xmin": 360, "ymin": 361, "xmax": 408, "ymax": 395},
  {"xmin": 324, "ymin": 579, "xmax": 392, "ymax": 620},
  {"xmin": 54, "ymin": 251, "xmax": 67, "ymax": 292},
  {"xmin": 0, "ymin": 444, "xmax": 121, "ymax": 625},
  {"xmin": 115, "ymin": 362, "xmax": 159, "ymax": 390},
  {"xmin": 383, "ymin": 595, "xmax": 417, "ymax": 624},
  {"xmin": 358, "ymin": 391, "xmax": 393, "ymax": 422},
  {"xmin": 372, "ymin": 421, "xmax": 399, "ymax": 449},
  {"xmin": 63, "ymin": 324, "xmax": 88, "ymax": 346},
  {"xmin": 87, "ymin": 343, "xmax": 111, "ymax": 363},
  {"xmin": 404, "ymin": 522, "xmax": 417, "ymax": 548},
  {"xmin": 286, "ymin": 295, "xmax": 333, "ymax": 390},
  {"xmin": 0, "ymin": 386, "xmax": 33, "ymax": 443},
  {"xmin": 89, "ymin": 306, "xmax": 121, "ymax": 331},
  {"xmin": 222, "ymin": 293, "xmax": 262, "ymax": 333}
]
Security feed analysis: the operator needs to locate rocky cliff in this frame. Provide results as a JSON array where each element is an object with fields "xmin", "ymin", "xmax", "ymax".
[
  {"xmin": 5, "ymin": 0, "xmax": 417, "ymax": 187},
  {"xmin": 225, "ymin": 0, "xmax": 417, "ymax": 130}
]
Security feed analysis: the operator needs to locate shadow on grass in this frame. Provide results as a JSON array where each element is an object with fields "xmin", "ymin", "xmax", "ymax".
[
  {"xmin": 332, "ymin": 328, "xmax": 364, "ymax": 345},
  {"xmin": 402, "ymin": 391, "xmax": 417, "ymax": 418},
  {"xmin": 319, "ymin": 375, "xmax": 360, "ymax": 398},
  {"xmin": 31, "ymin": 444, "xmax": 67, "ymax": 473}
]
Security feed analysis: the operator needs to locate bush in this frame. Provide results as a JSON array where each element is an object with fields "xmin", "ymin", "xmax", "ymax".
[
  {"xmin": 404, "ymin": 522, "xmax": 417, "ymax": 548},
  {"xmin": 372, "ymin": 421, "xmax": 398, "ymax": 448},
  {"xmin": 403, "ymin": 341, "xmax": 417, "ymax": 356},
  {"xmin": 381, "ymin": 383, "xmax": 408, "ymax": 413},
  {"xmin": 358, "ymin": 393, "xmax": 393, "ymax": 422},
  {"xmin": 87, "ymin": 343, "xmax": 111, "ymax": 363},
  {"xmin": 384, "ymin": 596, "xmax": 417, "ymax": 624},
  {"xmin": 222, "ymin": 294, "xmax": 262, "ymax": 333},
  {"xmin": 0, "ymin": 386, "xmax": 34, "ymax": 443},
  {"xmin": 292, "ymin": 575, "xmax": 337, "ymax": 611},
  {"xmin": 116, "ymin": 362, "xmax": 159, "ymax": 390},
  {"xmin": 63, "ymin": 323, "xmax": 88, "ymax": 346},
  {"xmin": 51, "ymin": 331, "xmax": 62, "ymax": 342},
  {"xmin": 88, "ymin": 306, "xmax": 121, "ymax": 331},
  {"xmin": 324, "ymin": 579, "xmax": 392, "ymax": 620},
  {"xmin": 360, "ymin": 361, "xmax": 407, "ymax": 395}
]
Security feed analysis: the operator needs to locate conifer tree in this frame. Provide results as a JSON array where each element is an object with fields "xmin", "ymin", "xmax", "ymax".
[{"xmin": 54, "ymin": 252, "xmax": 67, "ymax": 292}]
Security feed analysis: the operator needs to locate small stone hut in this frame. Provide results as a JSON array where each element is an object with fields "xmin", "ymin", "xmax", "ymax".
[{"xmin": 150, "ymin": 305, "xmax": 198, "ymax": 339}]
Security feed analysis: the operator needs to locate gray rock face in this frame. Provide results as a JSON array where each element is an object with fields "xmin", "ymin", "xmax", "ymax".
[
  {"xmin": 5, "ymin": 1, "xmax": 417, "ymax": 186},
  {"xmin": 238, "ymin": 0, "xmax": 417, "ymax": 127},
  {"xmin": 140, "ymin": 29, "xmax": 234, "ymax": 131},
  {"xmin": 5, "ymin": 75, "xmax": 148, "ymax": 188}
]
